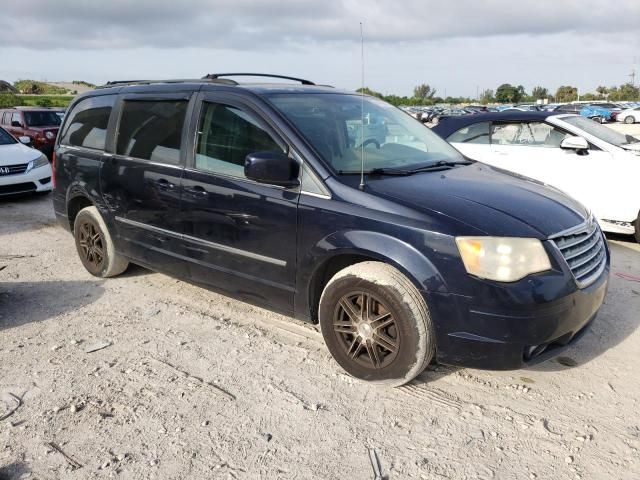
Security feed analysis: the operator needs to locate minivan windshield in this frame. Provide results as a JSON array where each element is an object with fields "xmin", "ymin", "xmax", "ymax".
[
  {"xmin": 24, "ymin": 111, "xmax": 62, "ymax": 127},
  {"xmin": 268, "ymin": 93, "xmax": 465, "ymax": 173},
  {"xmin": 0, "ymin": 127, "xmax": 17, "ymax": 145},
  {"xmin": 562, "ymin": 115, "xmax": 639, "ymax": 146}
]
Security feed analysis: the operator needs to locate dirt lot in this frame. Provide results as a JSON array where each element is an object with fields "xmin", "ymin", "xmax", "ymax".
[{"xmin": 1, "ymin": 194, "xmax": 640, "ymax": 480}]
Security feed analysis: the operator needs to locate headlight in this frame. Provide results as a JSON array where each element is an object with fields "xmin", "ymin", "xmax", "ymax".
[
  {"xmin": 45, "ymin": 131, "xmax": 55, "ymax": 140},
  {"xmin": 28, "ymin": 154, "xmax": 49, "ymax": 171},
  {"xmin": 455, "ymin": 237, "xmax": 551, "ymax": 282}
]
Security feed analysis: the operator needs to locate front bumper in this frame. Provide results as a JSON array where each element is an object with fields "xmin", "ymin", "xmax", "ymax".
[
  {"xmin": 426, "ymin": 258, "xmax": 609, "ymax": 370},
  {"xmin": 0, "ymin": 163, "xmax": 53, "ymax": 195}
]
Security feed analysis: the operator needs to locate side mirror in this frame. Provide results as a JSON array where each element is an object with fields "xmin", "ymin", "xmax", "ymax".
[
  {"xmin": 18, "ymin": 136, "xmax": 32, "ymax": 146},
  {"xmin": 11, "ymin": 121, "xmax": 22, "ymax": 128},
  {"xmin": 560, "ymin": 136, "xmax": 588, "ymax": 151},
  {"xmin": 244, "ymin": 151, "xmax": 300, "ymax": 188}
]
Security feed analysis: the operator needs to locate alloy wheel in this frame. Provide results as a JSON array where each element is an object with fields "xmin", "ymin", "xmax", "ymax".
[
  {"xmin": 332, "ymin": 291, "xmax": 400, "ymax": 369},
  {"xmin": 77, "ymin": 220, "xmax": 105, "ymax": 269}
]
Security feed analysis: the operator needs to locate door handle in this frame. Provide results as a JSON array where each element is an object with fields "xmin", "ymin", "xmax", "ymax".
[
  {"xmin": 156, "ymin": 178, "xmax": 175, "ymax": 190},
  {"xmin": 184, "ymin": 185, "xmax": 208, "ymax": 197}
]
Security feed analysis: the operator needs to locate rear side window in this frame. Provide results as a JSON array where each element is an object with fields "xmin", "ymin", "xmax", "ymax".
[
  {"xmin": 60, "ymin": 96, "xmax": 115, "ymax": 150},
  {"xmin": 448, "ymin": 122, "xmax": 490, "ymax": 144},
  {"xmin": 11, "ymin": 112, "xmax": 22, "ymax": 125},
  {"xmin": 116, "ymin": 100, "xmax": 188, "ymax": 164}
]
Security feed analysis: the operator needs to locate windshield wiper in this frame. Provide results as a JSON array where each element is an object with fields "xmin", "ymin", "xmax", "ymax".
[
  {"xmin": 405, "ymin": 159, "xmax": 473, "ymax": 173},
  {"xmin": 338, "ymin": 167, "xmax": 411, "ymax": 176},
  {"xmin": 337, "ymin": 160, "xmax": 472, "ymax": 176}
]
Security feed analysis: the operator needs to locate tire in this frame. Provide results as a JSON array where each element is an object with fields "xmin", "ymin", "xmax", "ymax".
[
  {"xmin": 319, "ymin": 261, "xmax": 435, "ymax": 387},
  {"xmin": 73, "ymin": 206, "xmax": 129, "ymax": 277},
  {"xmin": 625, "ymin": 116, "xmax": 635, "ymax": 125}
]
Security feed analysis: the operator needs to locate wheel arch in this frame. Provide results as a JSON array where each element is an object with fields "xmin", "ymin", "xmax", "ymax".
[
  {"xmin": 66, "ymin": 188, "xmax": 95, "ymax": 232},
  {"xmin": 299, "ymin": 230, "xmax": 448, "ymax": 323}
]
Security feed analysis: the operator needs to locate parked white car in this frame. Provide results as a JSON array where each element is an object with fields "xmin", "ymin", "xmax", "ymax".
[
  {"xmin": 433, "ymin": 112, "xmax": 640, "ymax": 241},
  {"xmin": 616, "ymin": 106, "xmax": 640, "ymax": 124},
  {"xmin": 0, "ymin": 126, "xmax": 53, "ymax": 196}
]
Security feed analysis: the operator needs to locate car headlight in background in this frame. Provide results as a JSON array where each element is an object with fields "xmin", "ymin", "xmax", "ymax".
[
  {"xmin": 27, "ymin": 154, "xmax": 49, "ymax": 172},
  {"xmin": 45, "ymin": 131, "xmax": 56, "ymax": 140},
  {"xmin": 455, "ymin": 237, "xmax": 551, "ymax": 282}
]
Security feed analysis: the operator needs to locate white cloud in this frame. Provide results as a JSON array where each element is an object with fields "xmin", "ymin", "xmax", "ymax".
[{"xmin": 0, "ymin": 0, "xmax": 637, "ymax": 49}]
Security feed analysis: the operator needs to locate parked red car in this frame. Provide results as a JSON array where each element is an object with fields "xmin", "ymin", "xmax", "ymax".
[{"xmin": 0, "ymin": 107, "xmax": 63, "ymax": 159}]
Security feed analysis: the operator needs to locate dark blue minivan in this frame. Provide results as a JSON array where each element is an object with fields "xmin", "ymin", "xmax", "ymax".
[{"xmin": 52, "ymin": 74, "xmax": 609, "ymax": 386}]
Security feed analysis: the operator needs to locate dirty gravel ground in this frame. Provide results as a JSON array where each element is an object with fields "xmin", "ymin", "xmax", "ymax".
[{"xmin": 1, "ymin": 195, "xmax": 639, "ymax": 480}]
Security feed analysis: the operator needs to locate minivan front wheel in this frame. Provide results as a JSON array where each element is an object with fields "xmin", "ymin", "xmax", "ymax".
[
  {"xmin": 74, "ymin": 206, "xmax": 129, "ymax": 277},
  {"xmin": 319, "ymin": 261, "xmax": 435, "ymax": 387}
]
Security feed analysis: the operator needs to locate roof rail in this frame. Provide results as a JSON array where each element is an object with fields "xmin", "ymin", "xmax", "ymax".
[
  {"xmin": 202, "ymin": 73, "xmax": 315, "ymax": 85},
  {"xmin": 98, "ymin": 78, "xmax": 237, "ymax": 89}
]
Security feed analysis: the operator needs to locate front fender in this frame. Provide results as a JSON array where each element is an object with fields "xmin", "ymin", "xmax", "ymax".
[{"xmin": 294, "ymin": 229, "xmax": 452, "ymax": 321}]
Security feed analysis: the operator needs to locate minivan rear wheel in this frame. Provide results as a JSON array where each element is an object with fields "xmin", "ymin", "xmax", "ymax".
[
  {"xmin": 74, "ymin": 206, "xmax": 129, "ymax": 277},
  {"xmin": 319, "ymin": 261, "xmax": 435, "ymax": 387}
]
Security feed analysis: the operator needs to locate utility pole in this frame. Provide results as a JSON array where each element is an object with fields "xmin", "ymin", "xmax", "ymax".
[{"xmin": 630, "ymin": 68, "xmax": 636, "ymax": 86}]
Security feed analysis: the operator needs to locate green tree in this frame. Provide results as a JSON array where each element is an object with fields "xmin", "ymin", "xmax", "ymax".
[
  {"xmin": 36, "ymin": 98, "xmax": 53, "ymax": 107},
  {"xmin": 495, "ymin": 83, "xmax": 521, "ymax": 103},
  {"xmin": 608, "ymin": 83, "xmax": 640, "ymax": 101},
  {"xmin": 555, "ymin": 85, "xmax": 578, "ymax": 103},
  {"xmin": 0, "ymin": 94, "xmax": 19, "ymax": 108},
  {"xmin": 356, "ymin": 87, "xmax": 384, "ymax": 99},
  {"xmin": 531, "ymin": 86, "xmax": 549, "ymax": 100},
  {"xmin": 479, "ymin": 89, "xmax": 494, "ymax": 104},
  {"xmin": 413, "ymin": 84, "xmax": 437, "ymax": 100},
  {"xmin": 596, "ymin": 86, "xmax": 608, "ymax": 98}
]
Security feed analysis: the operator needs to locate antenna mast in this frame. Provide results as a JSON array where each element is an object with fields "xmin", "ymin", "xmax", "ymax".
[{"xmin": 359, "ymin": 22, "xmax": 366, "ymax": 191}]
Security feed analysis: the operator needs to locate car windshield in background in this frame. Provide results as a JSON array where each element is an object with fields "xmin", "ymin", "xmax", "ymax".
[
  {"xmin": 0, "ymin": 127, "xmax": 17, "ymax": 145},
  {"xmin": 562, "ymin": 115, "xmax": 639, "ymax": 146},
  {"xmin": 267, "ymin": 93, "xmax": 464, "ymax": 173},
  {"xmin": 24, "ymin": 111, "xmax": 62, "ymax": 127}
]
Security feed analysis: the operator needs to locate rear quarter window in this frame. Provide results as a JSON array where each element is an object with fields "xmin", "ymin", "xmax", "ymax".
[{"xmin": 60, "ymin": 95, "xmax": 116, "ymax": 150}]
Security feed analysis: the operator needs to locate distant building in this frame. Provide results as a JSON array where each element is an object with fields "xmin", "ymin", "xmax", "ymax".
[{"xmin": 0, "ymin": 80, "xmax": 18, "ymax": 93}]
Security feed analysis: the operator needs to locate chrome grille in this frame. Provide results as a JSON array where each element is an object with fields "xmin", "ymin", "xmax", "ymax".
[
  {"xmin": 0, "ymin": 163, "xmax": 29, "ymax": 176},
  {"xmin": 550, "ymin": 218, "xmax": 607, "ymax": 288}
]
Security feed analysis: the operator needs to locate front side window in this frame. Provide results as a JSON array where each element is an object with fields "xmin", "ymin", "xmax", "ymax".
[
  {"xmin": 561, "ymin": 115, "xmax": 639, "ymax": 147},
  {"xmin": 448, "ymin": 122, "xmax": 490, "ymax": 144},
  {"xmin": 490, "ymin": 122, "xmax": 569, "ymax": 148},
  {"xmin": 59, "ymin": 95, "xmax": 116, "ymax": 150},
  {"xmin": 267, "ymin": 93, "xmax": 463, "ymax": 173},
  {"xmin": 116, "ymin": 100, "xmax": 188, "ymax": 164},
  {"xmin": 0, "ymin": 127, "xmax": 16, "ymax": 145},
  {"xmin": 24, "ymin": 111, "xmax": 61, "ymax": 127},
  {"xmin": 195, "ymin": 102, "xmax": 284, "ymax": 178}
]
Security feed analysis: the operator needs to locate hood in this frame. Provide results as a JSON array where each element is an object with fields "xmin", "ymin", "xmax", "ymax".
[
  {"xmin": 28, "ymin": 126, "xmax": 59, "ymax": 133},
  {"xmin": 363, "ymin": 163, "xmax": 588, "ymax": 238},
  {"xmin": 0, "ymin": 142, "xmax": 43, "ymax": 165}
]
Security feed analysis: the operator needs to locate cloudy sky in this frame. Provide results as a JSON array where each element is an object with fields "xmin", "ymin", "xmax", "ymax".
[{"xmin": 1, "ymin": 0, "xmax": 638, "ymax": 97}]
